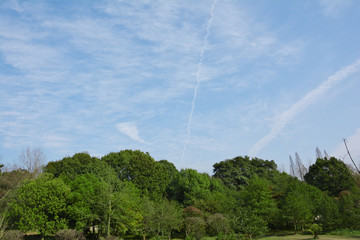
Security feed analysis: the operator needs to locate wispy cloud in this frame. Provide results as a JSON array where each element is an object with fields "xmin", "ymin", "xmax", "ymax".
[
  {"xmin": 319, "ymin": 0, "xmax": 353, "ymax": 17},
  {"xmin": 116, "ymin": 122, "xmax": 147, "ymax": 144},
  {"xmin": 249, "ymin": 59, "xmax": 360, "ymax": 156}
]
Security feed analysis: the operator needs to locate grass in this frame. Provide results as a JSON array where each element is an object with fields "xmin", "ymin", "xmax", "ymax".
[{"xmin": 259, "ymin": 234, "xmax": 360, "ymax": 240}]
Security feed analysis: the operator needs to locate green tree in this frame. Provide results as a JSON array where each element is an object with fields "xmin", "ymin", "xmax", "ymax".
[
  {"xmin": 9, "ymin": 174, "xmax": 69, "ymax": 239},
  {"xmin": 317, "ymin": 193, "xmax": 340, "ymax": 231},
  {"xmin": 207, "ymin": 213, "xmax": 230, "ymax": 236},
  {"xmin": 173, "ymin": 168, "xmax": 211, "ymax": 206},
  {"xmin": 230, "ymin": 207, "xmax": 267, "ymax": 240},
  {"xmin": 241, "ymin": 176, "xmax": 277, "ymax": 222},
  {"xmin": 337, "ymin": 191, "xmax": 360, "ymax": 229},
  {"xmin": 141, "ymin": 198, "xmax": 183, "ymax": 239},
  {"xmin": 102, "ymin": 150, "xmax": 170, "ymax": 201},
  {"xmin": 96, "ymin": 175, "xmax": 143, "ymax": 237},
  {"xmin": 158, "ymin": 160, "xmax": 180, "ymax": 199},
  {"xmin": 66, "ymin": 173, "xmax": 104, "ymax": 232},
  {"xmin": 213, "ymin": 156, "xmax": 279, "ymax": 190},
  {"xmin": 184, "ymin": 216, "xmax": 206, "ymax": 240},
  {"xmin": 44, "ymin": 152, "xmax": 113, "ymax": 180},
  {"xmin": 282, "ymin": 181, "xmax": 322, "ymax": 233},
  {"xmin": 304, "ymin": 157, "xmax": 356, "ymax": 196}
]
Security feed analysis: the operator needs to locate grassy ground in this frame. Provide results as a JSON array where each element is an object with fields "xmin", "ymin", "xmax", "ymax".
[{"xmin": 259, "ymin": 235, "xmax": 360, "ymax": 240}]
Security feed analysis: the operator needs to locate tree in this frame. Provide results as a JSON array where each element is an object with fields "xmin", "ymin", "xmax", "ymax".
[
  {"xmin": 9, "ymin": 174, "xmax": 69, "ymax": 239},
  {"xmin": 102, "ymin": 150, "xmax": 170, "ymax": 201},
  {"xmin": 317, "ymin": 193, "xmax": 340, "ymax": 231},
  {"xmin": 213, "ymin": 156, "xmax": 279, "ymax": 190},
  {"xmin": 310, "ymin": 223, "xmax": 322, "ymax": 239},
  {"xmin": 66, "ymin": 173, "xmax": 104, "ymax": 232},
  {"xmin": 207, "ymin": 213, "xmax": 230, "ymax": 236},
  {"xmin": 141, "ymin": 198, "xmax": 183, "ymax": 239},
  {"xmin": 230, "ymin": 207, "xmax": 267, "ymax": 240},
  {"xmin": 288, "ymin": 153, "xmax": 307, "ymax": 181},
  {"xmin": 304, "ymin": 157, "xmax": 356, "ymax": 196},
  {"xmin": 241, "ymin": 176, "xmax": 277, "ymax": 222},
  {"xmin": 283, "ymin": 187, "xmax": 312, "ymax": 233},
  {"xmin": 184, "ymin": 217, "xmax": 206, "ymax": 240},
  {"xmin": 19, "ymin": 147, "xmax": 45, "ymax": 178},
  {"xmin": 173, "ymin": 169, "xmax": 211, "ymax": 206},
  {"xmin": 44, "ymin": 152, "xmax": 113, "ymax": 180},
  {"xmin": 96, "ymin": 175, "xmax": 142, "ymax": 237},
  {"xmin": 337, "ymin": 191, "xmax": 360, "ymax": 229},
  {"xmin": 158, "ymin": 160, "xmax": 180, "ymax": 199},
  {"xmin": 282, "ymin": 181, "xmax": 322, "ymax": 233}
]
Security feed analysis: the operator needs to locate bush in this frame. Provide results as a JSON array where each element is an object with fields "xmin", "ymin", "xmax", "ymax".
[
  {"xmin": 1, "ymin": 230, "xmax": 24, "ymax": 240},
  {"xmin": 55, "ymin": 229, "xmax": 85, "ymax": 240},
  {"xmin": 310, "ymin": 224, "xmax": 322, "ymax": 239}
]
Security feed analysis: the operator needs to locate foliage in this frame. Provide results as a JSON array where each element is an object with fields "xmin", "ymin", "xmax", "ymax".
[
  {"xmin": 54, "ymin": 229, "xmax": 86, "ymax": 240},
  {"xmin": 282, "ymin": 182, "xmax": 318, "ymax": 233},
  {"xmin": 44, "ymin": 152, "xmax": 114, "ymax": 180},
  {"xmin": 174, "ymin": 168, "xmax": 212, "ymax": 206},
  {"xmin": 102, "ymin": 150, "xmax": 170, "ymax": 201},
  {"xmin": 184, "ymin": 216, "xmax": 207, "ymax": 240},
  {"xmin": 207, "ymin": 213, "xmax": 230, "ymax": 236},
  {"xmin": 96, "ymin": 177, "xmax": 143, "ymax": 237},
  {"xmin": 1, "ymin": 230, "xmax": 24, "ymax": 240},
  {"xmin": 4, "ymin": 149, "xmax": 360, "ymax": 239},
  {"xmin": 304, "ymin": 157, "xmax": 356, "ymax": 196},
  {"xmin": 141, "ymin": 198, "xmax": 183, "ymax": 238},
  {"xmin": 9, "ymin": 174, "xmax": 69, "ymax": 237},
  {"xmin": 310, "ymin": 223, "xmax": 322, "ymax": 239},
  {"xmin": 233, "ymin": 209, "xmax": 268, "ymax": 240},
  {"xmin": 241, "ymin": 176, "xmax": 277, "ymax": 222},
  {"xmin": 66, "ymin": 173, "xmax": 104, "ymax": 231},
  {"xmin": 317, "ymin": 193, "xmax": 340, "ymax": 231},
  {"xmin": 213, "ymin": 156, "xmax": 279, "ymax": 190},
  {"xmin": 337, "ymin": 191, "xmax": 360, "ymax": 229}
]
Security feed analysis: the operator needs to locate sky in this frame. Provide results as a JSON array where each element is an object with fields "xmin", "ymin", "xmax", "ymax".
[{"xmin": 0, "ymin": 0, "xmax": 360, "ymax": 174}]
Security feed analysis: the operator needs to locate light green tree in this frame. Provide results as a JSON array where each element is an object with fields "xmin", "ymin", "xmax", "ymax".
[
  {"xmin": 9, "ymin": 174, "xmax": 69, "ymax": 239},
  {"xmin": 141, "ymin": 198, "xmax": 183, "ymax": 239}
]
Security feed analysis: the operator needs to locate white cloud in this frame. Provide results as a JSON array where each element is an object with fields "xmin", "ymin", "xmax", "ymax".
[
  {"xmin": 116, "ymin": 122, "xmax": 147, "ymax": 144},
  {"xmin": 249, "ymin": 59, "xmax": 360, "ymax": 156},
  {"xmin": 319, "ymin": 0, "xmax": 353, "ymax": 17}
]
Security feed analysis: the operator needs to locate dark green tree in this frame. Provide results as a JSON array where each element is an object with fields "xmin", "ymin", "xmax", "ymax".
[
  {"xmin": 173, "ymin": 168, "xmax": 211, "ymax": 206},
  {"xmin": 337, "ymin": 191, "xmax": 360, "ymax": 229},
  {"xmin": 304, "ymin": 157, "xmax": 356, "ymax": 196},
  {"xmin": 213, "ymin": 156, "xmax": 279, "ymax": 190},
  {"xmin": 102, "ymin": 150, "xmax": 170, "ymax": 201}
]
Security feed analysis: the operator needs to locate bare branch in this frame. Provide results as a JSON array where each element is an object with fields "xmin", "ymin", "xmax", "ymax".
[
  {"xmin": 343, "ymin": 139, "xmax": 360, "ymax": 174},
  {"xmin": 19, "ymin": 147, "xmax": 46, "ymax": 178}
]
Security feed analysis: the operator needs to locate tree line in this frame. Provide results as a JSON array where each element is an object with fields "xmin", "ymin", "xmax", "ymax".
[{"xmin": 0, "ymin": 149, "xmax": 359, "ymax": 240}]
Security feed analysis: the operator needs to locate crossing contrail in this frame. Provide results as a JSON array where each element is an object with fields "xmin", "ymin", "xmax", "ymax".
[
  {"xmin": 249, "ymin": 59, "xmax": 360, "ymax": 156},
  {"xmin": 181, "ymin": 0, "xmax": 218, "ymax": 163}
]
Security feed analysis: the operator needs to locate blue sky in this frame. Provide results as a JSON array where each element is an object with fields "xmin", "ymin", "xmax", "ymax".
[{"xmin": 1, "ymin": 0, "xmax": 360, "ymax": 173}]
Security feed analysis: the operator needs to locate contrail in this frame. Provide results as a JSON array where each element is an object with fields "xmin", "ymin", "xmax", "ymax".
[
  {"xmin": 181, "ymin": 0, "xmax": 218, "ymax": 163},
  {"xmin": 249, "ymin": 59, "xmax": 360, "ymax": 156}
]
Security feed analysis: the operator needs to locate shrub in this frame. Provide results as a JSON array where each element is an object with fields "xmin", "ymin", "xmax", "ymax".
[
  {"xmin": 310, "ymin": 223, "xmax": 322, "ymax": 239},
  {"xmin": 1, "ymin": 230, "xmax": 24, "ymax": 240},
  {"xmin": 55, "ymin": 229, "xmax": 85, "ymax": 240}
]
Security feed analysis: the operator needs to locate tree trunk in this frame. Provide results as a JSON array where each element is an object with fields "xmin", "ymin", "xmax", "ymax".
[{"xmin": 107, "ymin": 198, "xmax": 112, "ymax": 236}]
